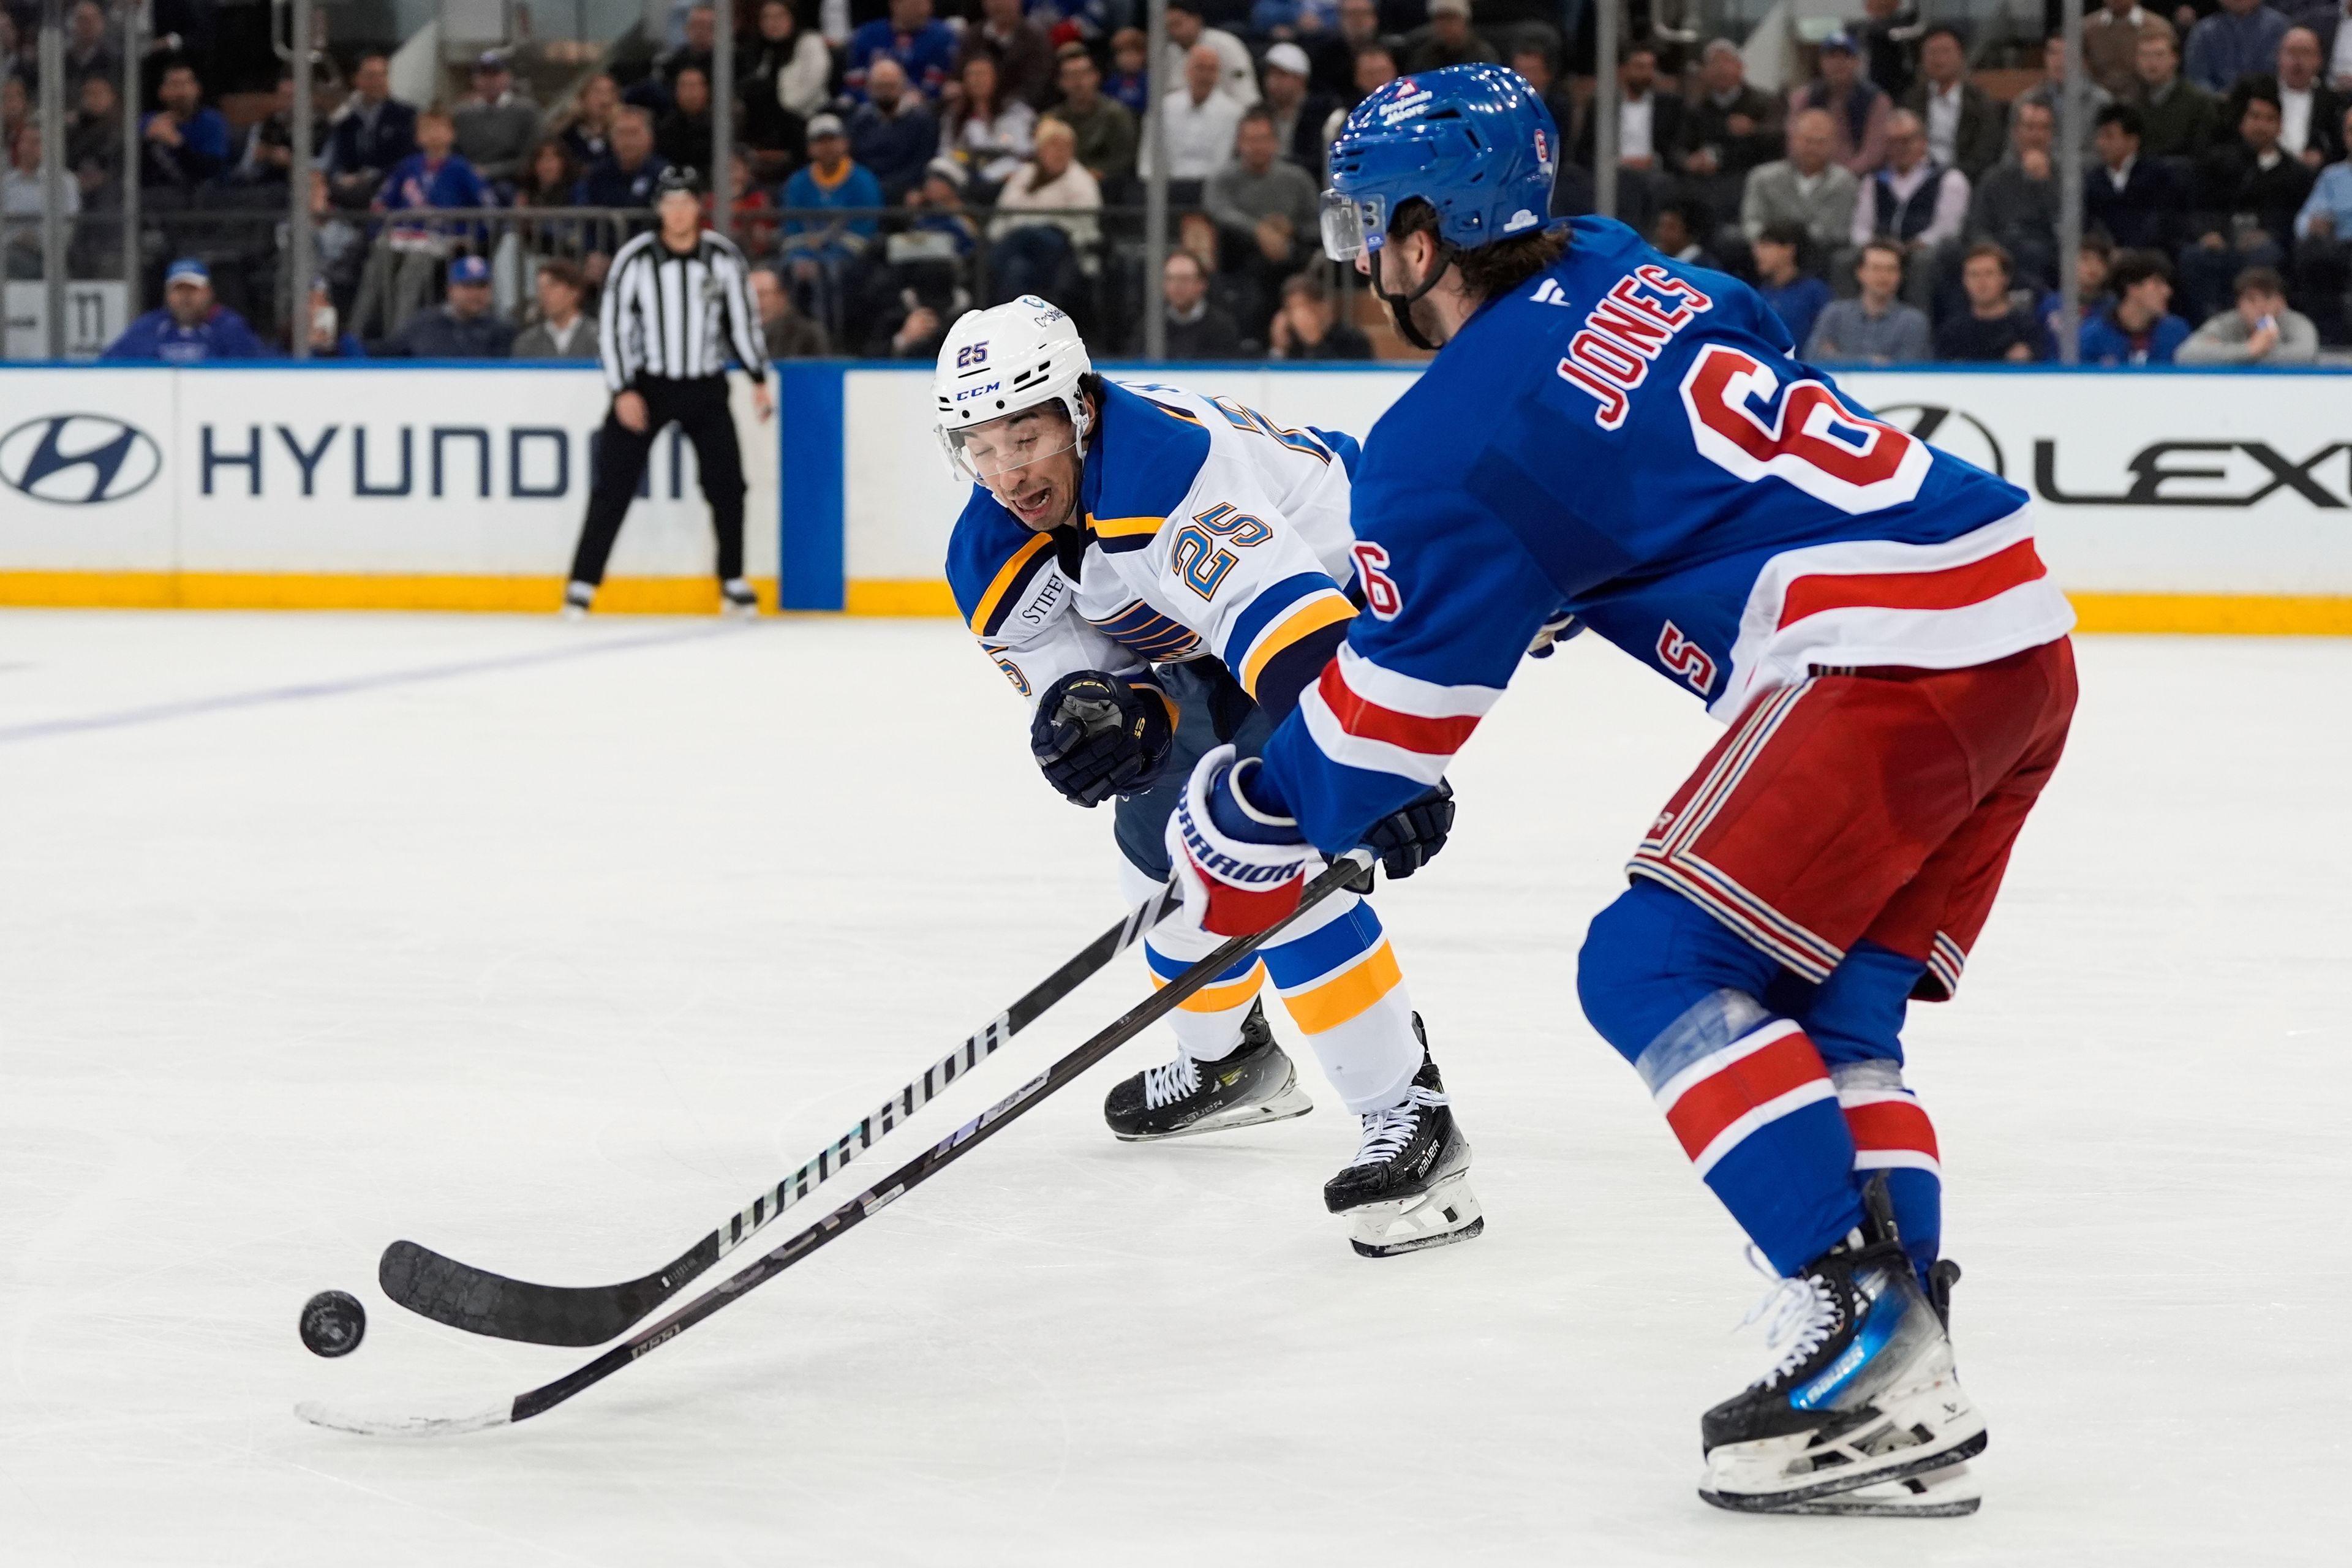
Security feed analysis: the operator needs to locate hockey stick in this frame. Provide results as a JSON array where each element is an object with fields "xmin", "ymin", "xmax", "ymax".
[
  {"xmin": 379, "ymin": 876, "xmax": 1188, "ymax": 1347},
  {"xmin": 298, "ymin": 851, "xmax": 1372, "ymax": 1438}
]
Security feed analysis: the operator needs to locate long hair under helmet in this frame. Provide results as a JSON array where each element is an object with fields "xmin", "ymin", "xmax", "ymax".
[{"xmin": 1321, "ymin": 64, "xmax": 1561, "ymax": 350}]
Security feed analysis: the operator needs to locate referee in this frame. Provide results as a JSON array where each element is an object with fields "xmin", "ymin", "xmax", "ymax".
[{"xmin": 564, "ymin": 165, "xmax": 774, "ymax": 617}]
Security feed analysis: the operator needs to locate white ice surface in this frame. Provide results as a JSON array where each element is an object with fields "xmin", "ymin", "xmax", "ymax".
[{"xmin": 0, "ymin": 611, "xmax": 2345, "ymax": 1565}]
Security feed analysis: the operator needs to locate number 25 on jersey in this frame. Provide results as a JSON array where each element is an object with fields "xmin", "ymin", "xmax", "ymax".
[{"xmin": 1169, "ymin": 502, "xmax": 1270, "ymax": 600}]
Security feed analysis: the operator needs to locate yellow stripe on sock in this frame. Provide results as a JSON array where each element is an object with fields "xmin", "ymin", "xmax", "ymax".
[
  {"xmin": 1276, "ymin": 941, "xmax": 1401, "ymax": 1034},
  {"xmin": 1153, "ymin": 963, "xmax": 1265, "ymax": 1014}
]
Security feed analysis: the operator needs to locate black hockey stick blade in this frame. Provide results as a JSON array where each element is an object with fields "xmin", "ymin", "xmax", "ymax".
[
  {"xmin": 379, "ymin": 878, "xmax": 1184, "ymax": 1346},
  {"xmin": 298, "ymin": 852, "xmax": 1372, "ymax": 1437}
]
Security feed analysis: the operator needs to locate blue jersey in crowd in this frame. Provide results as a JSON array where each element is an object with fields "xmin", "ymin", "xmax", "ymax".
[
  {"xmin": 2077, "ymin": 304, "xmax": 2190, "ymax": 366},
  {"xmin": 782, "ymin": 159, "xmax": 884, "ymax": 259},
  {"xmin": 843, "ymin": 18, "xmax": 959, "ymax": 99},
  {"xmin": 102, "ymin": 306, "xmax": 273, "ymax": 363},
  {"xmin": 1257, "ymin": 217, "xmax": 2075, "ymax": 853}
]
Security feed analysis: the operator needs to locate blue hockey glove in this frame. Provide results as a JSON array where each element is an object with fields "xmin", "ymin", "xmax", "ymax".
[
  {"xmin": 1030, "ymin": 670, "xmax": 1174, "ymax": 808},
  {"xmin": 1166, "ymin": 745, "xmax": 1321, "ymax": 937},
  {"xmin": 1363, "ymin": 778, "xmax": 1455, "ymax": 881}
]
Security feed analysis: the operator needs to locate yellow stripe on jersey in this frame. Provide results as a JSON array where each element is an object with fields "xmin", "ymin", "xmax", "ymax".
[
  {"xmin": 1276, "ymin": 941, "xmax": 1401, "ymax": 1033},
  {"xmin": 1238, "ymin": 592, "xmax": 1358, "ymax": 699},
  {"xmin": 967, "ymin": 532, "xmax": 1055, "ymax": 635},
  {"xmin": 1088, "ymin": 513, "xmax": 1165, "ymax": 540},
  {"xmin": 1153, "ymin": 962, "xmax": 1266, "ymax": 1014}
]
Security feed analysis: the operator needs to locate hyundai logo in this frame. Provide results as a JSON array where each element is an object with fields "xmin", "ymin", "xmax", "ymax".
[{"xmin": 0, "ymin": 413, "xmax": 164, "ymax": 504}]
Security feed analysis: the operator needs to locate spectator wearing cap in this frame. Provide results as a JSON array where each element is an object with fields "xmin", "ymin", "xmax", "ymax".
[
  {"xmin": 846, "ymin": 0, "xmax": 959, "ymax": 102},
  {"xmin": 1966, "ymin": 97, "xmax": 2060, "ymax": 289},
  {"xmin": 2134, "ymin": 29, "xmax": 2217, "ymax": 159},
  {"xmin": 374, "ymin": 254, "xmax": 516, "ymax": 357},
  {"xmin": 1046, "ymin": 43, "xmax": 1138, "ymax": 190},
  {"xmin": 2079, "ymin": 248, "xmax": 2191, "ymax": 362},
  {"xmin": 2015, "ymin": 32, "xmax": 2112, "ymax": 155},
  {"xmin": 1161, "ymin": 1, "xmax": 1260, "ymax": 107},
  {"xmin": 1805, "ymin": 238, "xmax": 1932, "ymax": 362},
  {"xmin": 958, "ymin": 0, "xmax": 1057, "ymax": 111},
  {"xmin": 2086, "ymin": 0, "xmax": 2177, "ymax": 102},
  {"xmin": 325, "ymin": 54, "xmax": 418, "ymax": 206},
  {"xmin": 2086, "ymin": 104, "xmax": 2182, "ymax": 253},
  {"xmin": 1789, "ymin": 33, "xmax": 1890, "ymax": 178},
  {"xmin": 1268, "ymin": 270, "xmax": 1371, "ymax": 360},
  {"xmin": 1145, "ymin": 44, "xmax": 1248, "ymax": 181},
  {"xmin": 454, "ymin": 51, "xmax": 541, "ymax": 189},
  {"xmin": 2178, "ymin": 261, "xmax": 2319, "ymax": 358},
  {"xmin": 1935, "ymin": 242, "xmax": 2048, "ymax": 361},
  {"xmin": 2293, "ymin": 103, "xmax": 2352, "ymax": 339},
  {"xmin": 2184, "ymin": 78, "xmax": 2313, "ymax": 322},
  {"xmin": 1901, "ymin": 26, "xmax": 2003, "ymax": 182},
  {"xmin": 104, "ymin": 260, "xmax": 272, "ymax": 360},
  {"xmin": 1575, "ymin": 42, "xmax": 1683, "ymax": 230},
  {"xmin": 783, "ymin": 112, "xmax": 884, "ymax": 332},
  {"xmin": 1259, "ymin": 42, "xmax": 1339, "ymax": 177},
  {"xmin": 1679, "ymin": 39, "xmax": 1784, "ymax": 235},
  {"xmin": 849, "ymin": 57, "xmax": 939, "ymax": 202},
  {"xmin": 749, "ymin": 263, "xmax": 831, "ymax": 358},
  {"xmin": 1750, "ymin": 220, "xmax": 1833, "ymax": 349},
  {"xmin": 1741, "ymin": 107, "xmax": 1861, "ymax": 260},
  {"xmin": 1403, "ymin": 0, "xmax": 1499, "ymax": 76},
  {"xmin": 906, "ymin": 157, "xmax": 980, "ymax": 257},
  {"xmin": 511, "ymin": 258, "xmax": 601, "ymax": 359},
  {"xmin": 2186, "ymin": 0, "xmax": 2291, "ymax": 95}
]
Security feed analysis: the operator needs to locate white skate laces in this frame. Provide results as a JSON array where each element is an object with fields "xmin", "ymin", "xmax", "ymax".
[
  {"xmin": 1142, "ymin": 1054, "xmax": 1203, "ymax": 1110},
  {"xmin": 1738, "ymin": 1246, "xmax": 1846, "ymax": 1388},
  {"xmin": 1346, "ymin": 1085, "xmax": 1449, "ymax": 1169}
]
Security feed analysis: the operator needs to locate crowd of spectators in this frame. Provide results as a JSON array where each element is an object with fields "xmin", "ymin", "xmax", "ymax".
[{"xmin": 18, "ymin": 0, "xmax": 2352, "ymax": 366}]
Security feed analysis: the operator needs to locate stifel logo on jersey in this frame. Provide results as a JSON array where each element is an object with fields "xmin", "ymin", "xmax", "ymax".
[{"xmin": 1553, "ymin": 265, "xmax": 1715, "ymax": 431}]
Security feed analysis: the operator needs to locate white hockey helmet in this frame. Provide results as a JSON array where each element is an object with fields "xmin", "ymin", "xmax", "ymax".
[{"xmin": 933, "ymin": 296, "xmax": 1095, "ymax": 483}]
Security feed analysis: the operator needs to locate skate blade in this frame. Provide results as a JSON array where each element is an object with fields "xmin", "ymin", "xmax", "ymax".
[
  {"xmin": 1109, "ymin": 1083, "xmax": 1314, "ymax": 1142},
  {"xmin": 1703, "ymin": 1458, "xmax": 1982, "ymax": 1517},
  {"xmin": 1345, "ymin": 1174, "xmax": 1484, "ymax": 1258},
  {"xmin": 1703, "ymin": 1428, "xmax": 1988, "ymax": 1515}
]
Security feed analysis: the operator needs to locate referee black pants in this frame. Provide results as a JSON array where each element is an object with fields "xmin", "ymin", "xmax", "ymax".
[{"xmin": 568, "ymin": 375, "xmax": 746, "ymax": 587}]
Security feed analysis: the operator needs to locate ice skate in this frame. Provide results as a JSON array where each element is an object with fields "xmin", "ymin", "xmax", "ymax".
[
  {"xmin": 1102, "ymin": 1001, "xmax": 1314, "ymax": 1142},
  {"xmin": 1698, "ymin": 1178, "xmax": 1986, "ymax": 1517},
  {"xmin": 1322, "ymin": 1028, "xmax": 1482, "ymax": 1258},
  {"xmin": 561, "ymin": 581, "xmax": 595, "ymax": 620},
  {"xmin": 721, "ymin": 579, "xmax": 760, "ymax": 618}
]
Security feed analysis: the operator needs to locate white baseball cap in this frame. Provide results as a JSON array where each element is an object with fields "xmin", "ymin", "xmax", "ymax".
[{"xmin": 1264, "ymin": 42, "xmax": 1311, "ymax": 78}]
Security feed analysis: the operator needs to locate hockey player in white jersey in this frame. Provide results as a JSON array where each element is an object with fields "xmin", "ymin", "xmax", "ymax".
[{"xmin": 939, "ymin": 297, "xmax": 1477, "ymax": 1257}]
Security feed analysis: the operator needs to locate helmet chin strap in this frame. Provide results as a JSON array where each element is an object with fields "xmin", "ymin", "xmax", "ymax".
[{"xmin": 1370, "ymin": 237, "xmax": 1456, "ymax": 353}]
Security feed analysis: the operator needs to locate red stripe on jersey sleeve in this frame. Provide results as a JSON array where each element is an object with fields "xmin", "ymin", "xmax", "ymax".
[
  {"xmin": 1315, "ymin": 660, "xmax": 1483, "ymax": 757},
  {"xmin": 1663, "ymin": 1030, "xmax": 1831, "ymax": 1163},
  {"xmin": 1777, "ymin": 538, "xmax": 2048, "ymax": 629}
]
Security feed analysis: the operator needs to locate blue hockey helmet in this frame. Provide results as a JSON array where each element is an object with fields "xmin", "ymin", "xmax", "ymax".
[{"xmin": 1320, "ymin": 63, "xmax": 1559, "ymax": 264}]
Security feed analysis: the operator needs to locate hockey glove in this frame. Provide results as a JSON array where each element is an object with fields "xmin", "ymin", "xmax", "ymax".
[
  {"xmin": 1030, "ymin": 669, "xmax": 1175, "ymax": 808},
  {"xmin": 1526, "ymin": 608, "xmax": 1582, "ymax": 659},
  {"xmin": 1166, "ymin": 744, "xmax": 1321, "ymax": 938},
  {"xmin": 1363, "ymin": 778, "xmax": 1455, "ymax": 881}
]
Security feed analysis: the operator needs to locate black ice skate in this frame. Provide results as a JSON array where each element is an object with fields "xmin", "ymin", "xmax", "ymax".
[
  {"xmin": 1322, "ymin": 1027, "xmax": 1483, "ymax": 1258},
  {"xmin": 1102, "ymin": 1001, "xmax": 1314, "ymax": 1142},
  {"xmin": 1698, "ymin": 1178, "xmax": 1986, "ymax": 1517}
]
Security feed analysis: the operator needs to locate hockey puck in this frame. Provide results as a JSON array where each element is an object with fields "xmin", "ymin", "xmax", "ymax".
[{"xmin": 299, "ymin": 1290, "xmax": 367, "ymax": 1358}]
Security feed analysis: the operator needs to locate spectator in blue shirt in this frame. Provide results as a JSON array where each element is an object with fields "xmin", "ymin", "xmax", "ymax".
[
  {"xmin": 1751, "ymin": 221, "xmax": 1833, "ymax": 355},
  {"xmin": 374, "ymin": 254, "xmax": 518, "ymax": 358},
  {"xmin": 2184, "ymin": 0, "xmax": 2291, "ymax": 94},
  {"xmin": 2294, "ymin": 103, "xmax": 2352, "ymax": 339},
  {"xmin": 103, "ymin": 259, "xmax": 273, "ymax": 361},
  {"xmin": 2079, "ymin": 249, "xmax": 2193, "ymax": 363},
  {"xmin": 140, "ymin": 62, "xmax": 232, "ymax": 193},
  {"xmin": 350, "ymin": 107, "xmax": 494, "ymax": 341},
  {"xmin": 782, "ymin": 114, "xmax": 886, "ymax": 264},
  {"xmin": 848, "ymin": 56, "xmax": 940, "ymax": 202},
  {"xmin": 845, "ymin": 0, "xmax": 960, "ymax": 102}
]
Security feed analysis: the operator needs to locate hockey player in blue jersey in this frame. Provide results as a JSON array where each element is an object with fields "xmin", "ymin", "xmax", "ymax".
[
  {"xmin": 936, "ymin": 297, "xmax": 1479, "ymax": 1258},
  {"xmin": 1162, "ymin": 66, "xmax": 2078, "ymax": 1515}
]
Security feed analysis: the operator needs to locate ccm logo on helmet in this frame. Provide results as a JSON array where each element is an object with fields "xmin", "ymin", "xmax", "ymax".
[{"xmin": 956, "ymin": 382, "xmax": 1003, "ymax": 401}]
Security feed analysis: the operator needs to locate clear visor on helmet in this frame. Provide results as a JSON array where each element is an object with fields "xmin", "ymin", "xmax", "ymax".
[
  {"xmin": 940, "ymin": 400, "xmax": 1083, "ymax": 487},
  {"xmin": 1320, "ymin": 189, "xmax": 1387, "ymax": 262}
]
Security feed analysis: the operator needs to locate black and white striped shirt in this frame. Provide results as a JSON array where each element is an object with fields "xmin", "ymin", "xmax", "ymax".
[{"xmin": 597, "ymin": 229, "xmax": 771, "ymax": 393}]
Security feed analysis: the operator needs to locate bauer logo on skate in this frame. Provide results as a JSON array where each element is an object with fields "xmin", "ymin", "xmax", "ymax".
[
  {"xmin": 1554, "ymin": 265, "xmax": 1714, "ymax": 431},
  {"xmin": 1298, "ymin": 644, "xmax": 1502, "ymax": 790}
]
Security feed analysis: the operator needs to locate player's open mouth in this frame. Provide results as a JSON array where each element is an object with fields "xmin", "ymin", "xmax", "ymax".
[{"xmin": 1005, "ymin": 482, "xmax": 1057, "ymax": 524}]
